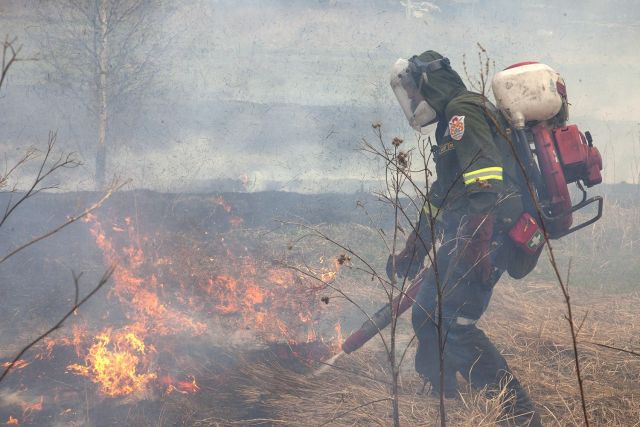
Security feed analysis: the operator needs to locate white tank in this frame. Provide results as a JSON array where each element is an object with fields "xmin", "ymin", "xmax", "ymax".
[{"xmin": 491, "ymin": 62, "xmax": 563, "ymax": 129}]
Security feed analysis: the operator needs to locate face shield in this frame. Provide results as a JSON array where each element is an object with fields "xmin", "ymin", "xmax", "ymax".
[{"xmin": 389, "ymin": 56, "xmax": 450, "ymax": 133}]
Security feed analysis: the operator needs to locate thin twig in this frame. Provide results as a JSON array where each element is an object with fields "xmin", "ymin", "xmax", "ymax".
[
  {"xmin": 587, "ymin": 341, "xmax": 640, "ymax": 358},
  {"xmin": 0, "ymin": 179, "xmax": 129, "ymax": 265},
  {"xmin": 0, "ymin": 266, "xmax": 115, "ymax": 383}
]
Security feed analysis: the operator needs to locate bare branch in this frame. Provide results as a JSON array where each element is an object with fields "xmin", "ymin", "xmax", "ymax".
[
  {"xmin": 0, "ymin": 266, "xmax": 114, "ymax": 383},
  {"xmin": 0, "ymin": 133, "xmax": 81, "ymax": 228},
  {"xmin": 0, "ymin": 36, "xmax": 22, "ymax": 90},
  {"xmin": 587, "ymin": 341, "xmax": 640, "ymax": 358},
  {"xmin": 0, "ymin": 178, "xmax": 130, "ymax": 265}
]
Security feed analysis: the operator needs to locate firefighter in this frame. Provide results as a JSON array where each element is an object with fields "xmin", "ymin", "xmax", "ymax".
[{"xmin": 388, "ymin": 50, "xmax": 543, "ymax": 426}]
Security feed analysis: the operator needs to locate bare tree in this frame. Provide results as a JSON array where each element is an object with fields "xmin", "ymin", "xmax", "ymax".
[
  {"xmin": 39, "ymin": 0, "xmax": 164, "ymax": 189},
  {"xmin": 0, "ymin": 36, "xmax": 22, "ymax": 90}
]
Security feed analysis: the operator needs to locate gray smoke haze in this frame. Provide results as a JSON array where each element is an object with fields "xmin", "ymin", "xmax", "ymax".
[{"xmin": 0, "ymin": 0, "xmax": 639, "ymax": 191}]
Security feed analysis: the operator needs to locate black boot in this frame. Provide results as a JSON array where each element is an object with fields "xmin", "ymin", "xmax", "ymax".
[
  {"xmin": 496, "ymin": 376, "xmax": 542, "ymax": 427},
  {"xmin": 425, "ymin": 372, "xmax": 458, "ymax": 399},
  {"xmin": 415, "ymin": 340, "xmax": 458, "ymax": 399}
]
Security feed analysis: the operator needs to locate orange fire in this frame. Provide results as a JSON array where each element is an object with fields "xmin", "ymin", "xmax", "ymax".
[
  {"xmin": 159, "ymin": 375, "xmax": 200, "ymax": 395},
  {"xmin": 1, "ymin": 360, "xmax": 29, "ymax": 371},
  {"xmin": 200, "ymin": 256, "xmax": 338, "ymax": 344},
  {"xmin": 61, "ymin": 201, "xmax": 343, "ymax": 397},
  {"xmin": 228, "ymin": 215, "xmax": 244, "ymax": 227},
  {"xmin": 332, "ymin": 322, "xmax": 344, "ymax": 351},
  {"xmin": 67, "ymin": 327, "xmax": 156, "ymax": 397},
  {"xmin": 6, "ymin": 416, "xmax": 19, "ymax": 425},
  {"xmin": 212, "ymin": 196, "xmax": 232, "ymax": 213},
  {"xmin": 18, "ymin": 396, "xmax": 43, "ymax": 418},
  {"xmin": 67, "ymin": 214, "xmax": 205, "ymax": 396}
]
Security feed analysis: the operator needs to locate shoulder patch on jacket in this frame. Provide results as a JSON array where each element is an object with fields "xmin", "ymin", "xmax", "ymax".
[{"xmin": 448, "ymin": 115, "xmax": 465, "ymax": 141}]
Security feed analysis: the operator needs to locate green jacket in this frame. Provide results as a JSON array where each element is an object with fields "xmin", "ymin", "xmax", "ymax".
[{"xmin": 416, "ymin": 51, "xmax": 522, "ymax": 220}]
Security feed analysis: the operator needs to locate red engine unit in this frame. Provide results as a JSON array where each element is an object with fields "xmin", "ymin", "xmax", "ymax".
[
  {"xmin": 553, "ymin": 125, "xmax": 603, "ymax": 187},
  {"xmin": 528, "ymin": 123, "xmax": 603, "ymax": 238}
]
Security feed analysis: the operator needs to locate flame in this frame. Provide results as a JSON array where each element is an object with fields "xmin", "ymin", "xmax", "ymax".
[
  {"xmin": 18, "ymin": 396, "xmax": 43, "ymax": 418},
  {"xmin": 319, "ymin": 270, "xmax": 337, "ymax": 282},
  {"xmin": 1, "ymin": 360, "xmax": 29, "ymax": 371},
  {"xmin": 318, "ymin": 255, "xmax": 343, "ymax": 283},
  {"xmin": 35, "ymin": 339, "xmax": 55, "ymax": 360},
  {"xmin": 176, "ymin": 376, "xmax": 200, "ymax": 393},
  {"xmin": 212, "ymin": 196, "xmax": 232, "ymax": 213},
  {"xmin": 0, "ymin": 395, "xmax": 43, "ymax": 425},
  {"xmin": 64, "ymin": 208, "xmax": 342, "ymax": 397},
  {"xmin": 200, "ymin": 259, "xmax": 331, "ymax": 343},
  {"xmin": 332, "ymin": 322, "xmax": 344, "ymax": 351},
  {"xmin": 68, "ymin": 214, "xmax": 206, "ymax": 396},
  {"xmin": 228, "ymin": 216, "xmax": 244, "ymax": 227},
  {"xmin": 67, "ymin": 328, "xmax": 156, "ymax": 397},
  {"xmin": 159, "ymin": 375, "xmax": 200, "ymax": 395},
  {"xmin": 306, "ymin": 329, "xmax": 317, "ymax": 343}
]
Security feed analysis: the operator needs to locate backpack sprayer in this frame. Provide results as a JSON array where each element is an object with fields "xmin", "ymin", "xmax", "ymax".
[
  {"xmin": 337, "ymin": 61, "xmax": 604, "ymax": 357},
  {"xmin": 492, "ymin": 61, "xmax": 603, "ymax": 238}
]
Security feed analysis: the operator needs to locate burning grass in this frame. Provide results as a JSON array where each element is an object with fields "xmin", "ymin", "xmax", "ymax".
[{"xmin": 0, "ymin": 198, "xmax": 349, "ymax": 425}]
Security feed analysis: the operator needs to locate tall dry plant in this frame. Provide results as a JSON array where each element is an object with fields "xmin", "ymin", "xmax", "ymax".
[{"xmin": 284, "ymin": 122, "xmax": 490, "ymax": 427}]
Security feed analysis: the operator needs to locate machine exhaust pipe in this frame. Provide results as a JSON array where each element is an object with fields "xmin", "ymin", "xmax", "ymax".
[{"xmin": 342, "ymin": 268, "xmax": 427, "ymax": 354}]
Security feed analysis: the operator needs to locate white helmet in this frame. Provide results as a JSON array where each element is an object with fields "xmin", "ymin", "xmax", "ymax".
[{"xmin": 389, "ymin": 56, "xmax": 450, "ymax": 133}]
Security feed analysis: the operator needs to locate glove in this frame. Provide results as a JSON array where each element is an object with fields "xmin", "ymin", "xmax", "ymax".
[
  {"xmin": 386, "ymin": 251, "xmax": 423, "ymax": 281},
  {"xmin": 387, "ymin": 208, "xmax": 437, "ymax": 281},
  {"xmin": 457, "ymin": 213, "xmax": 495, "ymax": 283}
]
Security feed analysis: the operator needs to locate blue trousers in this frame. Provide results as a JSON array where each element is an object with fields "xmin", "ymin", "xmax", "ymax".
[{"xmin": 411, "ymin": 238, "xmax": 541, "ymax": 426}]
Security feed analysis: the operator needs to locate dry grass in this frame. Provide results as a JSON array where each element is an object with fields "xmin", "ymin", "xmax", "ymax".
[
  {"xmin": 484, "ymin": 280, "xmax": 640, "ymax": 426},
  {"xmin": 193, "ymin": 279, "xmax": 640, "ymax": 426},
  {"xmin": 539, "ymin": 200, "xmax": 640, "ymax": 291}
]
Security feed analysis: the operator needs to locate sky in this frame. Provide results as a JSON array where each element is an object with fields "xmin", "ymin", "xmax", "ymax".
[{"xmin": 0, "ymin": 0, "xmax": 639, "ymax": 191}]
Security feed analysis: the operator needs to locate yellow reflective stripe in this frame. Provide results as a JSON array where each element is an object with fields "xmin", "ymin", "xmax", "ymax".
[
  {"xmin": 422, "ymin": 202, "xmax": 441, "ymax": 220},
  {"xmin": 464, "ymin": 175, "xmax": 503, "ymax": 185},
  {"xmin": 463, "ymin": 166, "xmax": 503, "ymax": 186},
  {"xmin": 462, "ymin": 166, "xmax": 503, "ymax": 179}
]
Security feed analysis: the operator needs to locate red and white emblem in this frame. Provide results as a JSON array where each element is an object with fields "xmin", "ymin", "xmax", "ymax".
[{"xmin": 448, "ymin": 115, "xmax": 465, "ymax": 141}]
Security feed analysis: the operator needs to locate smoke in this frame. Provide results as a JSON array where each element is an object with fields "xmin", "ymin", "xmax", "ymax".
[{"xmin": 0, "ymin": 0, "xmax": 638, "ymax": 190}]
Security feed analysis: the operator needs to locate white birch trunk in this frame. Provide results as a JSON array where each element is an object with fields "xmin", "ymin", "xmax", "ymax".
[{"xmin": 96, "ymin": 0, "xmax": 109, "ymax": 190}]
